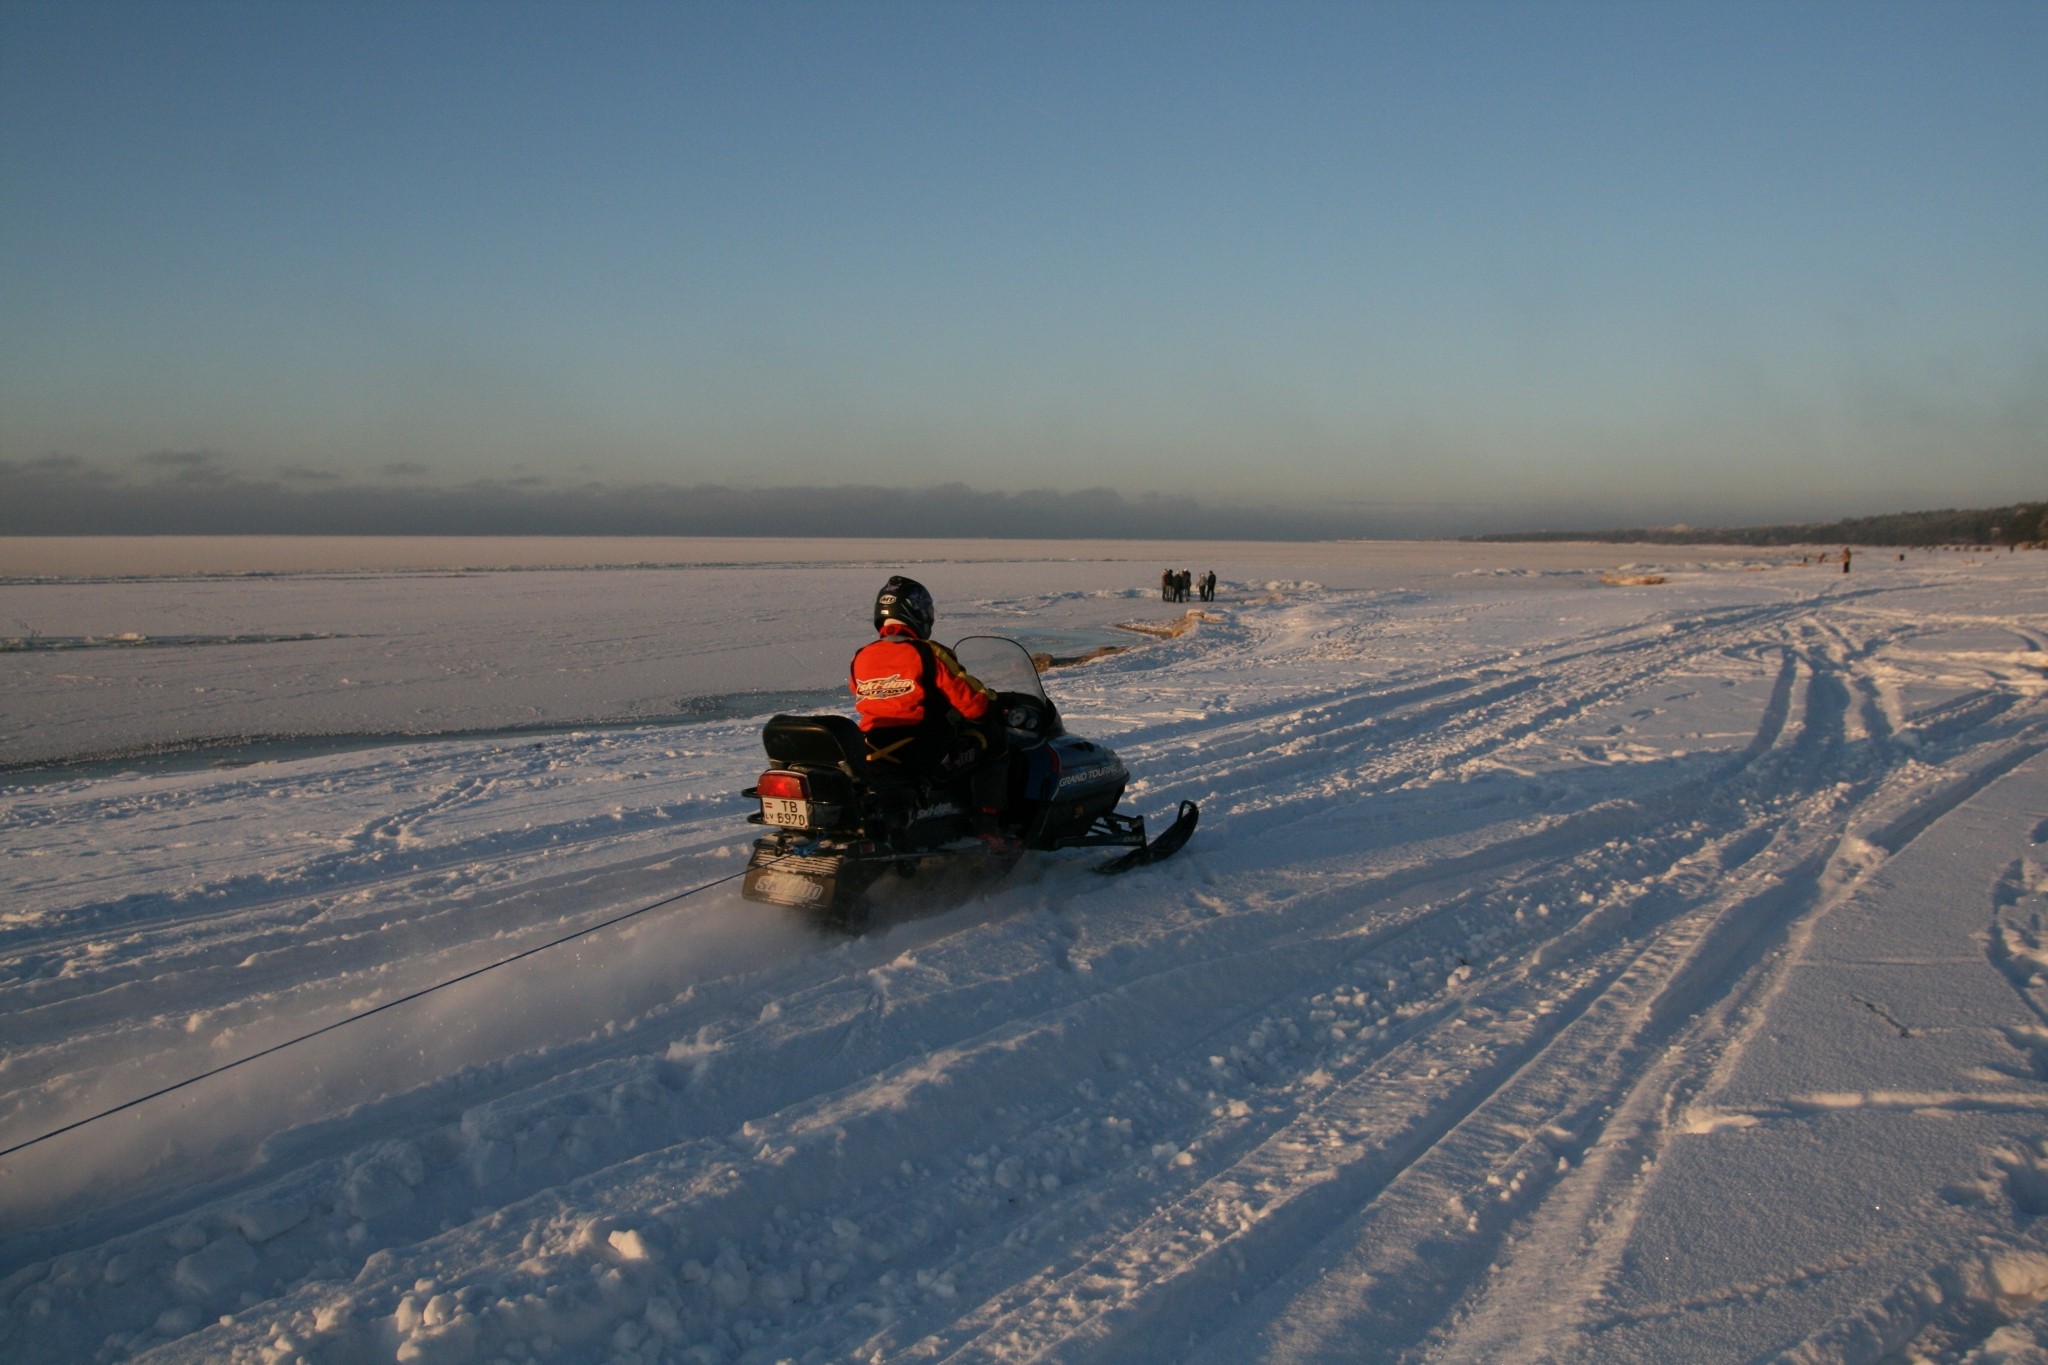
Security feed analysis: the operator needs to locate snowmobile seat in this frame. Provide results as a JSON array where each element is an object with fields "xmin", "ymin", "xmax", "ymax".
[{"xmin": 762, "ymin": 714, "xmax": 869, "ymax": 775}]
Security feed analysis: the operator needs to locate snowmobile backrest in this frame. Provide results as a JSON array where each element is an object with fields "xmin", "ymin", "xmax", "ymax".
[{"xmin": 761, "ymin": 714, "xmax": 869, "ymax": 774}]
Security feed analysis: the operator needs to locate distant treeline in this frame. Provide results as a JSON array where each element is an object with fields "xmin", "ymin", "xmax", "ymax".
[
  {"xmin": 2, "ymin": 459, "xmax": 1373, "ymax": 540},
  {"xmin": 1466, "ymin": 501, "xmax": 2048, "ymax": 548}
]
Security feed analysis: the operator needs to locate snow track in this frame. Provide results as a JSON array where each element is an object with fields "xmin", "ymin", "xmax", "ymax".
[{"xmin": 3, "ymin": 551, "xmax": 2046, "ymax": 1363}]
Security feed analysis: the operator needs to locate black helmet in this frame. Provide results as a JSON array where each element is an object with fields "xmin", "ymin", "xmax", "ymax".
[{"xmin": 874, "ymin": 575, "xmax": 935, "ymax": 638}]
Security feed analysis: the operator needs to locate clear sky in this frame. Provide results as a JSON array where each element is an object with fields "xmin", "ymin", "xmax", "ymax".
[{"xmin": 2, "ymin": 0, "xmax": 2043, "ymax": 534}]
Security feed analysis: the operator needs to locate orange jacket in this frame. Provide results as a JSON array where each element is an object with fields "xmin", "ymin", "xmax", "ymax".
[{"xmin": 849, "ymin": 625, "xmax": 995, "ymax": 732}]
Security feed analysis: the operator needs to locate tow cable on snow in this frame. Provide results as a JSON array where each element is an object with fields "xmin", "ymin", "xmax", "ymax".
[{"xmin": 0, "ymin": 858, "xmax": 775, "ymax": 1161}]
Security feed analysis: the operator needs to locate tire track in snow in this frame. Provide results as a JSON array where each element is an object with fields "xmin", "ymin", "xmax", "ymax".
[
  {"xmin": 869, "ymin": 622, "xmax": 2026, "ymax": 1363},
  {"xmin": 1424, "ymin": 734, "xmax": 2048, "ymax": 1361},
  {"xmin": 872, "ymin": 646, "xmax": 1870, "ymax": 1362},
  {"xmin": 0, "ymin": 837, "xmax": 752, "ymax": 1136},
  {"xmin": 1131, "ymin": 602, "xmax": 1822, "ymax": 839},
  {"xmin": 0, "ymin": 808, "xmax": 743, "ymax": 1014},
  {"xmin": 0, "ymin": 765, "xmax": 743, "ymax": 962}
]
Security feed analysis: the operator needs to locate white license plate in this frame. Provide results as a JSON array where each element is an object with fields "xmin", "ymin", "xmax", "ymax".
[
  {"xmin": 748, "ymin": 869, "xmax": 828, "ymax": 906},
  {"xmin": 761, "ymin": 797, "xmax": 813, "ymax": 828}
]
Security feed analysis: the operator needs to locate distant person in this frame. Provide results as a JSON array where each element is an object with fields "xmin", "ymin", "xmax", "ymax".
[
  {"xmin": 1160, "ymin": 569, "xmax": 1173, "ymax": 602},
  {"xmin": 1203, "ymin": 570, "xmax": 1217, "ymax": 602},
  {"xmin": 1842, "ymin": 546, "xmax": 1852, "ymax": 575}
]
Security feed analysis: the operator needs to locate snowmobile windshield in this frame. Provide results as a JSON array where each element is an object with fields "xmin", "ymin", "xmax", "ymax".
[{"xmin": 950, "ymin": 636, "xmax": 1049, "ymax": 703}]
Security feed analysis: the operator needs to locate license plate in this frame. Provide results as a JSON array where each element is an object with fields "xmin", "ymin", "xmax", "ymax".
[
  {"xmin": 746, "ymin": 868, "xmax": 830, "ymax": 907},
  {"xmin": 761, "ymin": 797, "xmax": 812, "ymax": 828}
]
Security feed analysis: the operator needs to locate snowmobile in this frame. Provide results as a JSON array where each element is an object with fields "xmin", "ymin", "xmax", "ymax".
[{"xmin": 740, "ymin": 636, "xmax": 1198, "ymax": 926}]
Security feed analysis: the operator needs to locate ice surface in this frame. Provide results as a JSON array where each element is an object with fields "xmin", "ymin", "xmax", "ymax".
[
  {"xmin": 2, "ymin": 538, "xmax": 2045, "ymax": 1363},
  {"xmin": 0, "ymin": 535, "xmax": 1770, "ymax": 769}
]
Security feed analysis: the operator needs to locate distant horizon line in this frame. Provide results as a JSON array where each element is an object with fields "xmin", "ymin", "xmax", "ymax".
[
  {"xmin": 5, "ymin": 455, "xmax": 2030, "ymax": 544},
  {"xmin": 0, "ymin": 461, "xmax": 1495, "ymax": 540}
]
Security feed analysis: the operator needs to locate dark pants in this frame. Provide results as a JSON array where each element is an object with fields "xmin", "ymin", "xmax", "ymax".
[{"xmin": 866, "ymin": 722, "xmax": 1013, "ymax": 828}]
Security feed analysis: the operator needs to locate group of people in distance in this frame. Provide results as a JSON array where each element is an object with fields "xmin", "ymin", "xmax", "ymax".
[
  {"xmin": 1796, "ymin": 548, "xmax": 1854, "ymax": 573},
  {"xmin": 1161, "ymin": 568, "xmax": 1217, "ymax": 603}
]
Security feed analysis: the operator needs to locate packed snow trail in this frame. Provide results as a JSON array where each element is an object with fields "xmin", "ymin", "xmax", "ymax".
[{"xmin": 2, "ymin": 549, "xmax": 2045, "ymax": 1363}]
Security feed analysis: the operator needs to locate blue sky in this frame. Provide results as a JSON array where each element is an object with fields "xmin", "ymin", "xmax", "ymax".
[{"xmin": 2, "ymin": 1, "xmax": 2042, "ymax": 533}]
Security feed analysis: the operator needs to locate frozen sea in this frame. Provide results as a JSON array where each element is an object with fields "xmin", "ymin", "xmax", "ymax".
[{"xmin": 2, "ymin": 535, "xmax": 2045, "ymax": 1364}]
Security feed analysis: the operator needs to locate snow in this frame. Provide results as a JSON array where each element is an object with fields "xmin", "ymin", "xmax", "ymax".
[{"xmin": 2, "ymin": 538, "xmax": 2045, "ymax": 1364}]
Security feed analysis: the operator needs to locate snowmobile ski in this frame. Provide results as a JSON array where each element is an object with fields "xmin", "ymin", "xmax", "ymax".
[{"xmin": 1095, "ymin": 800, "xmax": 1199, "ymax": 875}]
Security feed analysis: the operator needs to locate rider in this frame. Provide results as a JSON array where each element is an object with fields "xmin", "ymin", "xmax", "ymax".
[{"xmin": 850, "ymin": 575, "xmax": 1012, "ymax": 841}]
